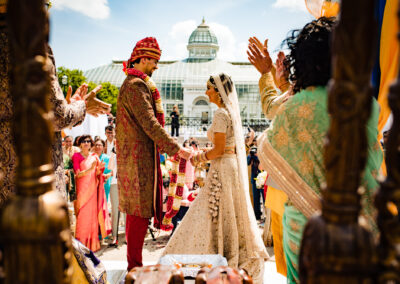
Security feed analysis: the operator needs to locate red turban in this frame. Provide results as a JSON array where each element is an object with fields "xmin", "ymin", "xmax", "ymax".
[{"xmin": 127, "ymin": 37, "xmax": 162, "ymax": 66}]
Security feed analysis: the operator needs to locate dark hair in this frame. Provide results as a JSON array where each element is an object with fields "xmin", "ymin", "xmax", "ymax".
[
  {"xmin": 208, "ymin": 73, "xmax": 233, "ymax": 95},
  {"xmin": 94, "ymin": 138, "xmax": 105, "ymax": 147},
  {"xmin": 283, "ymin": 17, "xmax": 336, "ymax": 94},
  {"xmin": 129, "ymin": 58, "xmax": 142, "ymax": 68},
  {"xmin": 190, "ymin": 140, "xmax": 198, "ymax": 147},
  {"xmin": 64, "ymin": 135, "xmax": 72, "ymax": 141},
  {"xmin": 105, "ymin": 125, "xmax": 114, "ymax": 132},
  {"xmin": 183, "ymin": 140, "xmax": 189, "ymax": 147},
  {"xmin": 73, "ymin": 136, "xmax": 81, "ymax": 147},
  {"xmin": 78, "ymin": 135, "xmax": 94, "ymax": 147}
]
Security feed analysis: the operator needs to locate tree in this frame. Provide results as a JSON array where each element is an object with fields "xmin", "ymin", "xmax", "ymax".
[
  {"xmin": 57, "ymin": 66, "xmax": 86, "ymax": 96},
  {"xmin": 88, "ymin": 82, "xmax": 119, "ymax": 116}
]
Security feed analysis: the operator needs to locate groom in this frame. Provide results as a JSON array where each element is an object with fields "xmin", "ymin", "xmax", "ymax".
[{"xmin": 116, "ymin": 37, "xmax": 191, "ymax": 270}]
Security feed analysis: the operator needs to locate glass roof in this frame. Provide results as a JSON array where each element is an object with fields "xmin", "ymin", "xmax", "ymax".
[
  {"xmin": 188, "ymin": 20, "xmax": 218, "ymax": 45},
  {"xmin": 84, "ymin": 59, "xmax": 259, "ymax": 88}
]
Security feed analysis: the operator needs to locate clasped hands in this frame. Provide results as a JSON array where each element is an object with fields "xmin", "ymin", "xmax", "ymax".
[{"xmin": 65, "ymin": 83, "xmax": 111, "ymax": 117}]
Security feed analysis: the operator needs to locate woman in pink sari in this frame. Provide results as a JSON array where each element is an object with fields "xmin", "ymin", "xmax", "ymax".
[{"xmin": 72, "ymin": 135, "xmax": 111, "ymax": 252}]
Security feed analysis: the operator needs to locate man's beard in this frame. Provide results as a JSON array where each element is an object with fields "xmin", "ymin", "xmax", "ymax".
[{"xmin": 145, "ymin": 68, "xmax": 154, "ymax": 77}]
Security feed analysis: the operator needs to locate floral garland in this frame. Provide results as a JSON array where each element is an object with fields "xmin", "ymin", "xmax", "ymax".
[
  {"xmin": 123, "ymin": 64, "xmax": 165, "ymax": 126},
  {"xmin": 161, "ymin": 154, "xmax": 187, "ymax": 231},
  {"xmin": 208, "ymin": 170, "xmax": 222, "ymax": 223}
]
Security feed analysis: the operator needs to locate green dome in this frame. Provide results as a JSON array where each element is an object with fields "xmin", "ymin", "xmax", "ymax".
[
  {"xmin": 187, "ymin": 19, "xmax": 219, "ymax": 61},
  {"xmin": 188, "ymin": 19, "xmax": 218, "ymax": 45}
]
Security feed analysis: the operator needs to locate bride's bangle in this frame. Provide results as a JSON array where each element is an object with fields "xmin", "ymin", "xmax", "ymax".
[{"xmin": 192, "ymin": 152, "xmax": 208, "ymax": 165}]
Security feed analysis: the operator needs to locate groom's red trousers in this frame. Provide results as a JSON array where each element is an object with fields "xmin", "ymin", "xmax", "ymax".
[{"xmin": 126, "ymin": 214, "xmax": 149, "ymax": 271}]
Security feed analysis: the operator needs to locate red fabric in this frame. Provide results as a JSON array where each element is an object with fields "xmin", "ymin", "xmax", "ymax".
[
  {"xmin": 126, "ymin": 214, "xmax": 149, "ymax": 270},
  {"xmin": 263, "ymin": 174, "xmax": 269, "ymax": 198},
  {"xmin": 161, "ymin": 155, "xmax": 187, "ymax": 231},
  {"xmin": 72, "ymin": 152, "xmax": 85, "ymax": 172},
  {"xmin": 126, "ymin": 37, "xmax": 161, "ymax": 67}
]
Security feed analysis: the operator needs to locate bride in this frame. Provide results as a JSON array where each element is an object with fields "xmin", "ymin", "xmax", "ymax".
[{"xmin": 162, "ymin": 73, "xmax": 268, "ymax": 283}]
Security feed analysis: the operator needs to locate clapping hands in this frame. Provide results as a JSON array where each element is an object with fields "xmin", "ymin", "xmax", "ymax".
[
  {"xmin": 65, "ymin": 83, "xmax": 111, "ymax": 117},
  {"xmin": 247, "ymin": 37, "xmax": 273, "ymax": 75}
]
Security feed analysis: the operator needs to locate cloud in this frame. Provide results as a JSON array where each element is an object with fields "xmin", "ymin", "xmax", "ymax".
[
  {"xmin": 52, "ymin": 0, "xmax": 110, "ymax": 19},
  {"xmin": 272, "ymin": 0, "xmax": 308, "ymax": 12},
  {"xmin": 209, "ymin": 22, "xmax": 241, "ymax": 61},
  {"xmin": 163, "ymin": 20, "xmax": 198, "ymax": 60}
]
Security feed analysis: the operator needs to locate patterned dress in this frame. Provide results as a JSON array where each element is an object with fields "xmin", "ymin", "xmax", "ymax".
[
  {"xmin": 264, "ymin": 87, "xmax": 382, "ymax": 283},
  {"xmin": 163, "ymin": 108, "xmax": 268, "ymax": 284}
]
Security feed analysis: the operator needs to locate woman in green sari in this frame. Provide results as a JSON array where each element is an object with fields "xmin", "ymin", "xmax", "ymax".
[{"xmin": 258, "ymin": 17, "xmax": 382, "ymax": 283}]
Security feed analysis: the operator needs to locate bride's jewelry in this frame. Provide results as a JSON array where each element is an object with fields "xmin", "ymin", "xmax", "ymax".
[{"xmin": 192, "ymin": 152, "xmax": 208, "ymax": 166}]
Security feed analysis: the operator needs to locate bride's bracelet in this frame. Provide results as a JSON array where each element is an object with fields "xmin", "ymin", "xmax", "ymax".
[{"xmin": 192, "ymin": 152, "xmax": 208, "ymax": 165}]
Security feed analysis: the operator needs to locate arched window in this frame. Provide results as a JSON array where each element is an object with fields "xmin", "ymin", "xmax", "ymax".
[{"xmin": 195, "ymin": 99, "xmax": 208, "ymax": 106}]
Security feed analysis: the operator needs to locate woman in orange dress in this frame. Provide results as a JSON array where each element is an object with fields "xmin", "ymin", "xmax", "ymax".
[{"xmin": 72, "ymin": 135, "xmax": 110, "ymax": 252}]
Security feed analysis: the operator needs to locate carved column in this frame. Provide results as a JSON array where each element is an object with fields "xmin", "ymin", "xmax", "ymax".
[
  {"xmin": 299, "ymin": 0, "xmax": 378, "ymax": 282},
  {"xmin": 0, "ymin": 1, "xmax": 72, "ymax": 283},
  {"xmin": 375, "ymin": 1, "xmax": 400, "ymax": 282}
]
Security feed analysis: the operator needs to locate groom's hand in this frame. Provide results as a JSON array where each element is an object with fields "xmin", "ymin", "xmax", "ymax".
[{"xmin": 178, "ymin": 147, "xmax": 192, "ymax": 160}]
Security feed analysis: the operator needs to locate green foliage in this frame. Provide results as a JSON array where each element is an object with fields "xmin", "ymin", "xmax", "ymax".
[
  {"xmin": 88, "ymin": 82, "xmax": 119, "ymax": 116},
  {"xmin": 57, "ymin": 66, "xmax": 86, "ymax": 96},
  {"xmin": 57, "ymin": 66, "xmax": 119, "ymax": 116}
]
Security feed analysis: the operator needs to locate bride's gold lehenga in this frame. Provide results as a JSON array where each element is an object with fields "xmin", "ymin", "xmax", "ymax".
[{"xmin": 162, "ymin": 108, "xmax": 268, "ymax": 284}]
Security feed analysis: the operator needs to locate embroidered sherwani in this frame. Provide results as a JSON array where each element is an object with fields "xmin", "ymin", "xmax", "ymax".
[
  {"xmin": 47, "ymin": 47, "xmax": 86, "ymax": 200},
  {"xmin": 0, "ymin": 24, "xmax": 86, "ymax": 206},
  {"xmin": 116, "ymin": 75, "xmax": 180, "ymax": 218},
  {"xmin": 0, "ymin": 24, "xmax": 16, "ymax": 207}
]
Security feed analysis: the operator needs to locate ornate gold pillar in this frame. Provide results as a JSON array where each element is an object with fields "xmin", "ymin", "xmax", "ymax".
[
  {"xmin": 375, "ymin": 1, "xmax": 400, "ymax": 282},
  {"xmin": 0, "ymin": 0, "xmax": 72, "ymax": 283},
  {"xmin": 299, "ymin": 0, "xmax": 378, "ymax": 282}
]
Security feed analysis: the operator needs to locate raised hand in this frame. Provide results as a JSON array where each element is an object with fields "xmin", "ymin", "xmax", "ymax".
[
  {"xmin": 83, "ymin": 84, "xmax": 112, "ymax": 117},
  {"xmin": 275, "ymin": 51, "xmax": 290, "ymax": 91},
  {"xmin": 247, "ymin": 37, "xmax": 273, "ymax": 74}
]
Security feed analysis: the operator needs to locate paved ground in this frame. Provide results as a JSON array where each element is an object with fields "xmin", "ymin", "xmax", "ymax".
[{"xmin": 96, "ymin": 226, "xmax": 286, "ymax": 283}]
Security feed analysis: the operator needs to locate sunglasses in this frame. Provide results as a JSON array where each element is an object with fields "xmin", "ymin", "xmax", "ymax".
[{"xmin": 81, "ymin": 140, "xmax": 91, "ymax": 144}]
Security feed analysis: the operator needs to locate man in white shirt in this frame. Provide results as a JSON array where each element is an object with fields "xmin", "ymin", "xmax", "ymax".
[{"xmin": 105, "ymin": 125, "xmax": 115, "ymax": 156}]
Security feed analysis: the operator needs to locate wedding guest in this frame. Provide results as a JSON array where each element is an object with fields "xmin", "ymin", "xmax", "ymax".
[
  {"xmin": 73, "ymin": 135, "xmax": 111, "ymax": 252},
  {"xmin": 257, "ymin": 17, "xmax": 382, "ymax": 282},
  {"xmin": 170, "ymin": 105, "xmax": 180, "ymax": 137}
]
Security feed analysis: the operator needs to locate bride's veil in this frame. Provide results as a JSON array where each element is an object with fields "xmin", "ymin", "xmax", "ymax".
[{"xmin": 213, "ymin": 73, "xmax": 267, "ymax": 259}]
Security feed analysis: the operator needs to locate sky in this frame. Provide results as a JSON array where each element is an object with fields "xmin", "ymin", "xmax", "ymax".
[{"xmin": 49, "ymin": 0, "xmax": 314, "ymax": 71}]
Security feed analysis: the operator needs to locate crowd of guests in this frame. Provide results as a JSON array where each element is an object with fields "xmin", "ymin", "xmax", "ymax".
[{"xmin": 62, "ymin": 126, "xmax": 215, "ymax": 251}]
